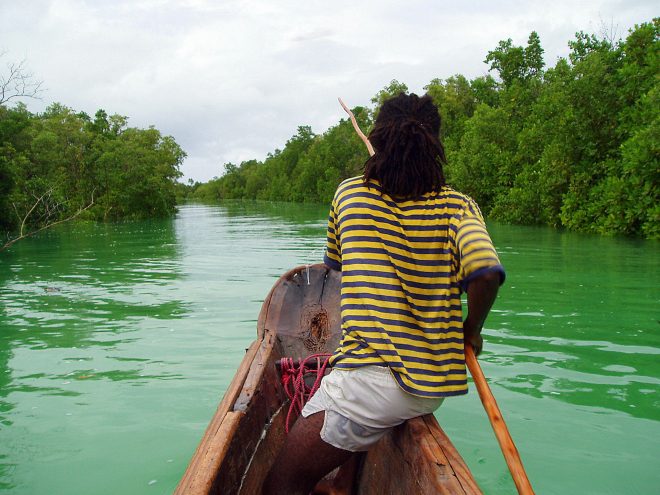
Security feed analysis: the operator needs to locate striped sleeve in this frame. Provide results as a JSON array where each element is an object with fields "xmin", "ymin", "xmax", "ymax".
[
  {"xmin": 456, "ymin": 200, "xmax": 505, "ymax": 291},
  {"xmin": 323, "ymin": 197, "xmax": 342, "ymax": 271}
]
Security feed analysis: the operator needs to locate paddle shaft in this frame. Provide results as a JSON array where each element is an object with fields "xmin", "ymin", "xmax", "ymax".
[
  {"xmin": 465, "ymin": 345, "xmax": 534, "ymax": 494},
  {"xmin": 338, "ymin": 97, "xmax": 376, "ymax": 157}
]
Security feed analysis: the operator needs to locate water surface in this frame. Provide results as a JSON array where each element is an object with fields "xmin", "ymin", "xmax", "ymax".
[{"xmin": 0, "ymin": 202, "xmax": 658, "ymax": 494}]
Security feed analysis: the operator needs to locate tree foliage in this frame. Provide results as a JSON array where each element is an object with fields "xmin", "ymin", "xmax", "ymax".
[
  {"xmin": 194, "ymin": 108, "xmax": 372, "ymax": 205},
  {"xmin": 485, "ymin": 31, "xmax": 545, "ymax": 88},
  {"xmin": 0, "ymin": 103, "xmax": 185, "ymax": 245},
  {"xmin": 196, "ymin": 20, "xmax": 658, "ymax": 239}
]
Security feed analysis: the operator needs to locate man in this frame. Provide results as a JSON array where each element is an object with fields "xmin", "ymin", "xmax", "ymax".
[{"xmin": 263, "ymin": 93, "xmax": 504, "ymax": 494}]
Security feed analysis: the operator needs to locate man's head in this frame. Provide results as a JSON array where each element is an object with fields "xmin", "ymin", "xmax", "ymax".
[{"xmin": 364, "ymin": 93, "xmax": 446, "ymax": 198}]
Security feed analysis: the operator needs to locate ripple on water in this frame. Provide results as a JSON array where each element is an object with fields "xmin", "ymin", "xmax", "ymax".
[{"xmin": 1, "ymin": 203, "xmax": 659, "ymax": 495}]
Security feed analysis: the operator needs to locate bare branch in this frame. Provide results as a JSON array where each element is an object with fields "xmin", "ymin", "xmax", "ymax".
[
  {"xmin": 19, "ymin": 188, "xmax": 50, "ymax": 237},
  {"xmin": 1, "ymin": 191, "xmax": 95, "ymax": 252},
  {"xmin": 338, "ymin": 97, "xmax": 375, "ymax": 157},
  {"xmin": 598, "ymin": 17, "xmax": 620, "ymax": 46},
  {"xmin": 0, "ymin": 54, "xmax": 44, "ymax": 105}
]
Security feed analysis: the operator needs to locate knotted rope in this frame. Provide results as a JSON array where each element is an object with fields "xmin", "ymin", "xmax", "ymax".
[{"xmin": 279, "ymin": 353, "xmax": 332, "ymax": 433}]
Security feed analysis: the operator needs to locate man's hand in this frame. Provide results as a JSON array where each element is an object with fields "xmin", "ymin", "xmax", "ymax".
[{"xmin": 463, "ymin": 320, "xmax": 484, "ymax": 356}]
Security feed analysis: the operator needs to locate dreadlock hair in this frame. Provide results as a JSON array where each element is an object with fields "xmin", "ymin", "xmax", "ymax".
[{"xmin": 364, "ymin": 93, "xmax": 447, "ymax": 199}]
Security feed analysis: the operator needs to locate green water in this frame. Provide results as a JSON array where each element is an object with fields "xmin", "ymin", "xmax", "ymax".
[{"xmin": 0, "ymin": 202, "xmax": 658, "ymax": 495}]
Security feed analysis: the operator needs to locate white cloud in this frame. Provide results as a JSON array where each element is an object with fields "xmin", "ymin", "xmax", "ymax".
[{"xmin": 1, "ymin": 0, "xmax": 657, "ymax": 181}]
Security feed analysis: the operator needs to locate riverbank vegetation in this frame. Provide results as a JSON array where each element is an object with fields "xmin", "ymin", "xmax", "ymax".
[
  {"xmin": 194, "ymin": 20, "xmax": 658, "ymax": 238},
  {"xmin": 0, "ymin": 103, "xmax": 185, "ymax": 248}
]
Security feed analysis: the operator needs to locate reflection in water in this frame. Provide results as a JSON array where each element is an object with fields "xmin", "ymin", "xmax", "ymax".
[
  {"xmin": 0, "ymin": 202, "xmax": 658, "ymax": 495},
  {"xmin": 0, "ymin": 217, "xmax": 189, "ymax": 492},
  {"xmin": 1, "ymin": 219, "xmax": 187, "ymax": 346},
  {"xmin": 218, "ymin": 198, "xmax": 328, "ymax": 223}
]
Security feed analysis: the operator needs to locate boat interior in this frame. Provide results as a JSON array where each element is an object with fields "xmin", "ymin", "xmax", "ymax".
[{"xmin": 175, "ymin": 264, "xmax": 481, "ymax": 495}]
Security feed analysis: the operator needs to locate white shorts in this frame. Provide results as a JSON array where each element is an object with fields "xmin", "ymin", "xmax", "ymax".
[{"xmin": 301, "ymin": 365, "xmax": 443, "ymax": 452}]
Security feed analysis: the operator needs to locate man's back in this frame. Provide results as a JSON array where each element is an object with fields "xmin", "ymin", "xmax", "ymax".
[{"xmin": 324, "ymin": 176, "xmax": 504, "ymax": 398}]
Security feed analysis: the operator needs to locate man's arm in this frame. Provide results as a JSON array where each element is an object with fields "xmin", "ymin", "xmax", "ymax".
[
  {"xmin": 463, "ymin": 270, "xmax": 501, "ymax": 356},
  {"xmin": 324, "ymin": 197, "xmax": 342, "ymax": 271}
]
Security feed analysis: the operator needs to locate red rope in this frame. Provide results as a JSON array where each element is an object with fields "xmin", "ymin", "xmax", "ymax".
[{"xmin": 279, "ymin": 353, "xmax": 332, "ymax": 433}]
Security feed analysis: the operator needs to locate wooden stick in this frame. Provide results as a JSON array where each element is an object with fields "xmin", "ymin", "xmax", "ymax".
[
  {"xmin": 338, "ymin": 97, "xmax": 375, "ymax": 157},
  {"xmin": 465, "ymin": 345, "xmax": 535, "ymax": 494}
]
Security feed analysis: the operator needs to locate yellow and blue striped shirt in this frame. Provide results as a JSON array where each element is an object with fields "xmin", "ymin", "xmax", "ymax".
[{"xmin": 324, "ymin": 176, "xmax": 505, "ymax": 398}]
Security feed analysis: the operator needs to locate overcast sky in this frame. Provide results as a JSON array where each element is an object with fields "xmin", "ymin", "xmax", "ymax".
[{"xmin": 1, "ymin": 0, "xmax": 657, "ymax": 182}]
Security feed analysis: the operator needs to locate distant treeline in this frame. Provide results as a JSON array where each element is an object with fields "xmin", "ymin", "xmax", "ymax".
[
  {"xmin": 0, "ymin": 103, "xmax": 186, "ymax": 244},
  {"xmin": 192, "ymin": 20, "xmax": 658, "ymax": 238}
]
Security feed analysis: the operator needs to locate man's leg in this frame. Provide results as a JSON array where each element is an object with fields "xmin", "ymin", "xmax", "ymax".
[{"xmin": 262, "ymin": 411, "xmax": 353, "ymax": 495}]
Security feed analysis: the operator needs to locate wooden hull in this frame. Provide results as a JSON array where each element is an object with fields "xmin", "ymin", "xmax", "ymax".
[{"xmin": 175, "ymin": 264, "xmax": 482, "ymax": 494}]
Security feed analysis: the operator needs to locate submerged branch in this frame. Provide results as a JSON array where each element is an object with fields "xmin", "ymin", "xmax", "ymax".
[{"xmin": 2, "ymin": 191, "xmax": 95, "ymax": 252}]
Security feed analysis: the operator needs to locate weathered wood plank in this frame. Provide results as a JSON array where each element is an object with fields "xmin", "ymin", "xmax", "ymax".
[
  {"xmin": 357, "ymin": 415, "xmax": 477, "ymax": 495},
  {"xmin": 358, "ymin": 429, "xmax": 421, "ymax": 495},
  {"xmin": 403, "ymin": 416, "xmax": 470, "ymax": 494},
  {"xmin": 238, "ymin": 404, "xmax": 288, "ymax": 495},
  {"xmin": 174, "ymin": 340, "xmax": 260, "ymax": 495},
  {"xmin": 211, "ymin": 334, "xmax": 284, "ymax": 493},
  {"xmin": 262, "ymin": 265, "xmax": 342, "ymax": 358},
  {"xmin": 234, "ymin": 330, "xmax": 278, "ymax": 412},
  {"xmin": 424, "ymin": 415, "xmax": 483, "ymax": 494},
  {"xmin": 183, "ymin": 411, "xmax": 243, "ymax": 495}
]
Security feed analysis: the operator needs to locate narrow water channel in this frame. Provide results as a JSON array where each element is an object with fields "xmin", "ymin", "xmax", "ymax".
[{"xmin": 0, "ymin": 202, "xmax": 658, "ymax": 494}]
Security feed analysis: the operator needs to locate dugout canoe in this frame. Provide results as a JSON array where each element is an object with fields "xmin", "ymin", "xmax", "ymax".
[{"xmin": 175, "ymin": 263, "xmax": 482, "ymax": 495}]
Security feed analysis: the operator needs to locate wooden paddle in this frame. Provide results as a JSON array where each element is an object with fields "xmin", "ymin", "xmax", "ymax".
[
  {"xmin": 465, "ymin": 345, "xmax": 535, "ymax": 494},
  {"xmin": 339, "ymin": 97, "xmax": 534, "ymax": 493},
  {"xmin": 338, "ymin": 97, "xmax": 375, "ymax": 157}
]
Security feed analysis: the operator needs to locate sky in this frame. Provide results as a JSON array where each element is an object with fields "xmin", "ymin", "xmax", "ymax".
[{"xmin": 1, "ymin": 0, "xmax": 657, "ymax": 182}]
